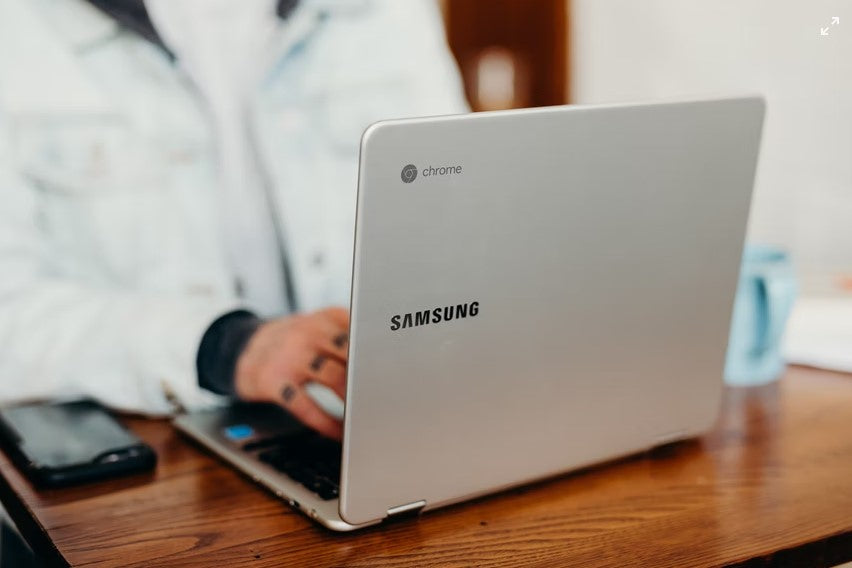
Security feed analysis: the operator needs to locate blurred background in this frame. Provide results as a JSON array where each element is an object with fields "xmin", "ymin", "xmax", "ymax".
[
  {"xmin": 440, "ymin": 0, "xmax": 850, "ymax": 295},
  {"xmin": 439, "ymin": 0, "xmax": 851, "ymax": 368}
]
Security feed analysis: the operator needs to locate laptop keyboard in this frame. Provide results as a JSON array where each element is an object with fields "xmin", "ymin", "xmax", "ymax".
[{"xmin": 249, "ymin": 431, "xmax": 342, "ymax": 501}]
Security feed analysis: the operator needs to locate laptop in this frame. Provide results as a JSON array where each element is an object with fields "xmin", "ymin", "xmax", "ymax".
[{"xmin": 174, "ymin": 96, "xmax": 765, "ymax": 531}]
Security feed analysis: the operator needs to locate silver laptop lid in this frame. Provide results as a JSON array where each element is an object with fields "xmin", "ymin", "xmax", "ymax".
[{"xmin": 340, "ymin": 97, "xmax": 765, "ymax": 525}]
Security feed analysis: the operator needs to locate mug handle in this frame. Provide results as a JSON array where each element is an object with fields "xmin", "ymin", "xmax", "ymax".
[{"xmin": 754, "ymin": 273, "xmax": 796, "ymax": 355}]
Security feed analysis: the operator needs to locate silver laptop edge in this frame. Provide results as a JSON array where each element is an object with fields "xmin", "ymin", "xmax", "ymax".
[
  {"xmin": 174, "ymin": 411, "xmax": 373, "ymax": 531},
  {"xmin": 175, "ymin": 96, "xmax": 765, "ymax": 531}
]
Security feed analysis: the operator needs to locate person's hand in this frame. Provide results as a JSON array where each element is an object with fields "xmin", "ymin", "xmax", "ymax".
[{"xmin": 234, "ymin": 307, "xmax": 349, "ymax": 439}]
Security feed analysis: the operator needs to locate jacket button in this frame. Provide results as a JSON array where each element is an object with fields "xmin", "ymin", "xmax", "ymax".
[{"xmin": 311, "ymin": 253, "xmax": 325, "ymax": 268}]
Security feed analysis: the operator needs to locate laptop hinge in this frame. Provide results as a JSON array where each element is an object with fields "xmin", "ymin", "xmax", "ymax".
[{"xmin": 385, "ymin": 500, "xmax": 426, "ymax": 521}]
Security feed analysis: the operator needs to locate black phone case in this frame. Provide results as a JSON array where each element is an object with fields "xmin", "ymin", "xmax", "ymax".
[{"xmin": 0, "ymin": 401, "xmax": 157, "ymax": 488}]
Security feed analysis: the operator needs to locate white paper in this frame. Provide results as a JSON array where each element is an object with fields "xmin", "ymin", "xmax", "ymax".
[{"xmin": 783, "ymin": 297, "xmax": 852, "ymax": 373}]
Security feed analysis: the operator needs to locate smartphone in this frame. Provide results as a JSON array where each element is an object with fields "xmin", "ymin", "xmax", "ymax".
[{"xmin": 0, "ymin": 399, "xmax": 156, "ymax": 487}]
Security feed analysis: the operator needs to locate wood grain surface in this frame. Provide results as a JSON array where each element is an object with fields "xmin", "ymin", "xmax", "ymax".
[{"xmin": 1, "ymin": 366, "xmax": 850, "ymax": 567}]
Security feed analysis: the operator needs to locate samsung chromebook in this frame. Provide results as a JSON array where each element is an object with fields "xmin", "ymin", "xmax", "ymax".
[{"xmin": 174, "ymin": 96, "xmax": 765, "ymax": 531}]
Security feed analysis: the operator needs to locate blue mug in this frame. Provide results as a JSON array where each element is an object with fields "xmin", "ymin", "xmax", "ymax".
[{"xmin": 724, "ymin": 245, "xmax": 797, "ymax": 386}]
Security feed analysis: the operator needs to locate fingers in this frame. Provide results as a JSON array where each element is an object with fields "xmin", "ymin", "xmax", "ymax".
[
  {"xmin": 233, "ymin": 307, "xmax": 351, "ymax": 440},
  {"xmin": 279, "ymin": 382, "xmax": 343, "ymax": 440},
  {"xmin": 309, "ymin": 310, "xmax": 349, "ymax": 364},
  {"xmin": 254, "ymin": 366, "xmax": 344, "ymax": 439},
  {"xmin": 314, "ymin": 334, "xmax": 348, "ymax": 366},
  {"xmin": 306, "ymin": 357, "xmax": 346, "ymax": 400}
]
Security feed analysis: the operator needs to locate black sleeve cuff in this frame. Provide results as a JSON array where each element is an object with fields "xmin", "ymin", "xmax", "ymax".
[{"xmin": 196, "ymin": 310, "xmax": 263, "ymax": 396}]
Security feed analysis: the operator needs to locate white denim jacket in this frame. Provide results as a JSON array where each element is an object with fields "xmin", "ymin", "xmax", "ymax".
[{"xmin": 0, "ymin": 0, "xmax": 467, "ymax": 413}]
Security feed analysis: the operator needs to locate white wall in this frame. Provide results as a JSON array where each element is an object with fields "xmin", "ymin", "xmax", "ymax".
[{"xmin": 571, "ymin": 0, "xmax": 851, "ymax": 294}]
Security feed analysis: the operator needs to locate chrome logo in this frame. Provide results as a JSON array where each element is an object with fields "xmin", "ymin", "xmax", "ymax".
[{"xmin": 400, "ymin": 164, "xmax": 418, "ymax": 183}]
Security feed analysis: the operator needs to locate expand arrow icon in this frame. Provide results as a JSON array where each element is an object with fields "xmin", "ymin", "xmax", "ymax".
[
  {"xmin": 820, "ymin": 27, "xmax": 830, "ymax": 35},
  {"xmin": 831, "ymin": 16, "xmax": 840, "ymax": 25}
]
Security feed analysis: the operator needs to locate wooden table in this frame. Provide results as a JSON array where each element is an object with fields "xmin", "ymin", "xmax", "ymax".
[{"xmin": 1, "ymin": 366, "xmax": 850, "ymax": 567}]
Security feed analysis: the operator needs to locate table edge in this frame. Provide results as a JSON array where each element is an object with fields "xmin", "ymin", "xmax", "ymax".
[{"xmin": 0, "ymin": 458, "xmax": 69, "ymax": 568}]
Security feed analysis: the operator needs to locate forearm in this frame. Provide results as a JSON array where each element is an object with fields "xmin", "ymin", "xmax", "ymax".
[{"xmin": 0, "ymin": 279, "xmax": 240, "ymax": 414}]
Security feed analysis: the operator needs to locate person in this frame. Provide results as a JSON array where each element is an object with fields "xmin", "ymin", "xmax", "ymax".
[{"xmin": 0, "ymin": 0, "xmax": 468, "ymax": 439}]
